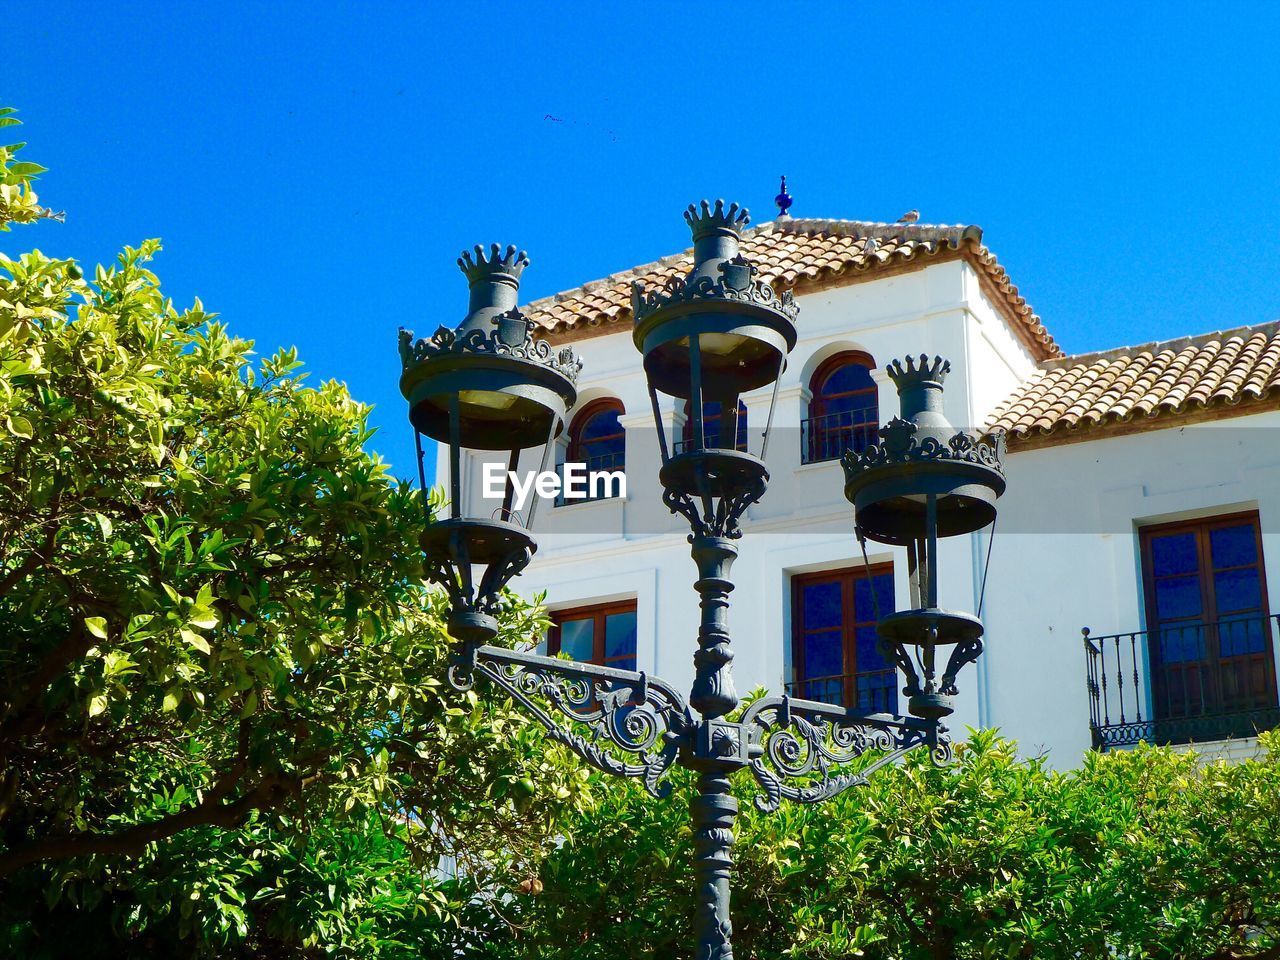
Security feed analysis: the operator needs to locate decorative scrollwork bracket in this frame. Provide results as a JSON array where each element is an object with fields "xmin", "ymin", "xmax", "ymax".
[
  {"xmin": 739, "ymin": 694, "xmax": 948, "ymax": 812},
  {"xmin": 449, "ymin": 645, "xmax": 695, "ymax": 798}
]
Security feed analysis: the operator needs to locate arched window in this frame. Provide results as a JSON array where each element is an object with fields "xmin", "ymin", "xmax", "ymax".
[
  {"xmin": 559, "ymin": 398, "xmax": 625, "ymax": 505},
  {"xmin": 803, "ymin": 352, "xmax": 878, "ymax": 464},
  {"xmin": 679, "ymin": 399, "xmax": 747, "ymax": 453}
]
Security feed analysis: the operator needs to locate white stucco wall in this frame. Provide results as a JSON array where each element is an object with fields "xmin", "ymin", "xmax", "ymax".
[
  {"xmin": 441, "ymin": 257, "xmax": 1280, "ymax": 769},
  {"xmin": 981, "ymin": 413, "xmax": 1280, "ymax": 765}
]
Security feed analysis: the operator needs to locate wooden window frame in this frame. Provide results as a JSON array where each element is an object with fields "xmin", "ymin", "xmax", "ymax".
[
  {"xmin": 1139, "ymin": 509, "xmax": 1275, "ymax": 717},
  {"xmin": 808, "ymin": 351, "xmax": 878, "ymax": 421},
  {"xmin": 566, "ymin": 398, "xmax": 626, "ymax": 467},
  {"xmin": 547, "ymin": 598, "xmax": 638, "ymax": 668},
  {"xmin": 790, "ymin": 563, "xmax": 893, "ymax": 709},
  {"xmin": 804, "ymin": 351, "xmax": 879, "ymax": 463},
  {"xmin": 560, "ymin": 398, "xmax": 626, "ymax": 507}
]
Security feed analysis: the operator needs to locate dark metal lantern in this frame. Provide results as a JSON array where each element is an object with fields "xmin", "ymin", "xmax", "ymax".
[
  {"xmin": 399, "ymin": 244, "xmax": 581, "ymax": 644},
  {"xmin": 401, "ymin": 245, "xmax": 578, "ymax": 450},
  {"xmin": 631, "ymin": 200, "xmax": 798, "ymax": 525},
  {"xmin": 843, "ymin": 356, "xmax": 1005, "ymax": 719}
]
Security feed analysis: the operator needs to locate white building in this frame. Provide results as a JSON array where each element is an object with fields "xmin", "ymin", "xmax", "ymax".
[{"xmin": 443, "ymin": 212, "xmax": 1280, "ymax": 767}]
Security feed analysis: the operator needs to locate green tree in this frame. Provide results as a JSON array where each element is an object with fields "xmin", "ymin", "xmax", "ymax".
[
  {"xmin": 504, "ymin": 730, "xmax": 1280, "ymax": 959},
  {"xmin": 0, "ymin": 109, "xmax": 587, "ymax": 956}
]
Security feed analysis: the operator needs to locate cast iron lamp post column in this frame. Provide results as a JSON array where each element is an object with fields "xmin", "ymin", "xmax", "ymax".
[{"xmin": 399, "ymin": 202, "xmax": 1006, "ymax": 960}]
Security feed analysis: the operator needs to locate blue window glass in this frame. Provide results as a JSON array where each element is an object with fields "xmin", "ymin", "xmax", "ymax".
[
  {"xmin": 805, "ymin": 354, "xmax": 879, "ymax": 464},
  {"xmin": 855, "ymin": 625, "xmax": 889, "ymax": 671},
  {"xmin": 568, "ymin": 401, "xmax": 625, "ymax": 474},
  {"xmin": 802, "ymin": 582, "xmax": 841, "ymax": 630},
  {"xmin": 558, "ymin": 619, "xmax": 594, "ymax": 662},
  {"xmin": 821, "ymin": 363, "xmax": 876, "ymax": 413},
  {"xmin": 803, "ymin": 631, "xmax": 844, "ymax": 681},
  {"xmin": 1158, "ymin": 623, "xmax": 1206, "ymax": 663},
  {"xmin": 1143, "ymin": 513, "xmax": 1274, "ymax": 722},
  {"xmin": 1215, "ymin": 568, "xmax": 1262, "ymax": 614},
  {"xmin": 682, "ymin": 399, "xmax": 748, "ymax": 452},
  {"xmin": 856, "ymin": 670, "xmax": 897, "ymax": 713},
  {"xmin": 604, "ymin": 611, "xmax": 637, "ymax": 671},
  {"xmin": 854, "ymin": 576, "xmax": 893, "ymax": 624},
  {"xmin": 1218, "ymin": 617, "xmax": 1267, "ymax": 657},
  {"xmin": 1150, "ymin": 532, "xmax": 1199, "ymax": 577},
  {"xmin": 1155, "ymin": 575, "xmax": 1203, "ymax": 620},
  {"xmin": 1210, "ymin": 524, "xmax": 1258, "ymax": 569}
]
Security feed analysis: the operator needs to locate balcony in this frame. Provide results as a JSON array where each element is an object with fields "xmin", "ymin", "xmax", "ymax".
[
  {"xmin": 800, "ymin": 411, "xmax": 877, "ymax": 465},
  {"xmin": 1084, "ymin": 614, "xmax": 1280, "ymax": 750},
  {"xmin": 785, "ymin": 669, "xmax": 898, "ymax": 714},
  {"xmin": 553, "ymin": 450, "xmax": 626, "ymax": 507}
]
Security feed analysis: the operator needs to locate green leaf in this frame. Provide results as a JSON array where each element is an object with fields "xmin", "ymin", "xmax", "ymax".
[
  {"xmin": 88, "ymin": 692, "xmax": 108, "ymax": 717},
  {"xmin": 8, "ymin": 161, "xmax": 47, "ymax": 178},
  {"xmin": 180, "ymin": 628, "xmax": 211, "ymax": 655},
  {"xmin": 102, "ymin": 651, "xmax": 137, "ymax": 678},
  {"xmin": 189, "ymin": 608, "xmax": 219, "ymax": 630},
  {"xmin": 6, "ymin": 415, "xmax": 32, "ymax": 438},
  {"xmin": 84, "ymin": 616, "xmax": 108, "ymax": 639}
]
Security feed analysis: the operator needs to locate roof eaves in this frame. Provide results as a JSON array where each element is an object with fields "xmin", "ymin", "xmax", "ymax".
[{"xmin": 1039, "ymin": 319, "xmax": 1280, "ymax": 372}]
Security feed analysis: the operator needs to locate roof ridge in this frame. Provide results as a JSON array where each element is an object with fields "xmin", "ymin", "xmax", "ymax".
[
  {"xmin": 776, "ymin": 217, "xmax": 983, "ymax": 245},
  {"xmin": 520, "ymin": 212, "xmax": 1057, "ymax": 359},
  {"xmin": 1042, "ymin": 319, "xmax": 1280, "ymax": 370},
  {"xmin": 522, "ymin": 217, "xmax": 982, "ymax": 312}
]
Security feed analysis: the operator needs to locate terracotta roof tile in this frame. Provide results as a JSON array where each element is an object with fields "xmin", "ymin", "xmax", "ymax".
[
  {"xmin": 525, "ymin": 218, "xmax": 1060, "ymax": 359},
  {"xmin": 988, "ymin": 321, "xmax": 1280, "ymax": 444}
]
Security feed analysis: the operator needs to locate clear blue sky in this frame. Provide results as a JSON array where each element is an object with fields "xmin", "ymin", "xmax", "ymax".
[{"xmin": 7, "ymin": 2, "xmax": 1280, "ymax": 478}]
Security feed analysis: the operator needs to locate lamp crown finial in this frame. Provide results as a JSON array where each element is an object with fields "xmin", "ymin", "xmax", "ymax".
[
  {"xmin": 887, "ymin": 354, "xmax": 950, "ymax": 392},
  {"xmin": 456, "ymin": 243, "xmax": 530, "ymax": 287},
  {"xmin": 684, "ymin": 198, "xmax": 750, "ymax": 242}
]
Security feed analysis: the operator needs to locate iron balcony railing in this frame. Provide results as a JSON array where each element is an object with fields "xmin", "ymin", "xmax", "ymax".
[
  {"xmin": 671, "ymin": 433, "xmax": 748, "ymax": 456},
  {"xmin": 800, "ymin": 411, "xmax": 877, "ymax": 465},
  {"xmin": 554, "ymin": 450, "xmax": 626, "ymax": 507},
  {"xmin": 785, "ymin": 669, "xmax": 898, "ymax": 714},
  {"xmin": 1084, "ymin": 613, "xmax": 1280, "ymax": 750}
]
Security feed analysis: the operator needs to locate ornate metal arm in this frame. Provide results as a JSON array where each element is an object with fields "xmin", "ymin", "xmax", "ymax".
[
  {"xmin": 739, "ymin": 694, "xmax": 950, "ymax": 812},
  {"xmin": 449, "ymin": 645, "xmax": 694, "ymax": 798}
]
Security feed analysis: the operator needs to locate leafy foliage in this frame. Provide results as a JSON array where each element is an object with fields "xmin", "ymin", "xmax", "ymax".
[
  {"xmin": 502, "ymin": 729, "xmax": 1280, "ymax": 959},
  {"xmin": 0, "ymin": 111, "xmax": 590, "ymax": 956},
  {"xmin": 0, "ymin": 108, "xmax": 61, "ymax": 230}
]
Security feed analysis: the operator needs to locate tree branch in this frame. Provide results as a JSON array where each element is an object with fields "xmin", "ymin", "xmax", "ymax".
[
  {"xmin": 0, "ymin": 619, "xmax": 94, "ymax": 746},
  {"xmin": 0, "ymin": 524, "xmax": 56, "ymax": 597},
  {"xmin": 870, "ymin": 885, "xmax": 933, "ymax": 952},
  {"xmin": 0, "ymin": 774, "xmax": 290, "ymax": 879}
]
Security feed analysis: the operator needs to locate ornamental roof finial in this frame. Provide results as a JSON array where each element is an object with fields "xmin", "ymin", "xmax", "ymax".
[{"xmin": 775, "ymin": 175, "xmax": 793, "ymax": 219}]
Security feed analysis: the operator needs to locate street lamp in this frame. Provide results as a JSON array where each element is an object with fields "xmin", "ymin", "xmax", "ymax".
[
  {"xmin": 398, "ymin": 243, "xmax": 581, "ymax": 648},
  {"xmin": 399, "ymin": 203, "xmax": 1005, "ymax": 959},
  {"xmin": 843, "ymin": 355, "xmax": 1006, "ymax": 721}
]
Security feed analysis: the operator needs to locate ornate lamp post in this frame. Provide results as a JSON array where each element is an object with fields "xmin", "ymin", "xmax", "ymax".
[{"xmin": 399, "ymin": 203, "xmax": 1005, "ymax": 959}]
